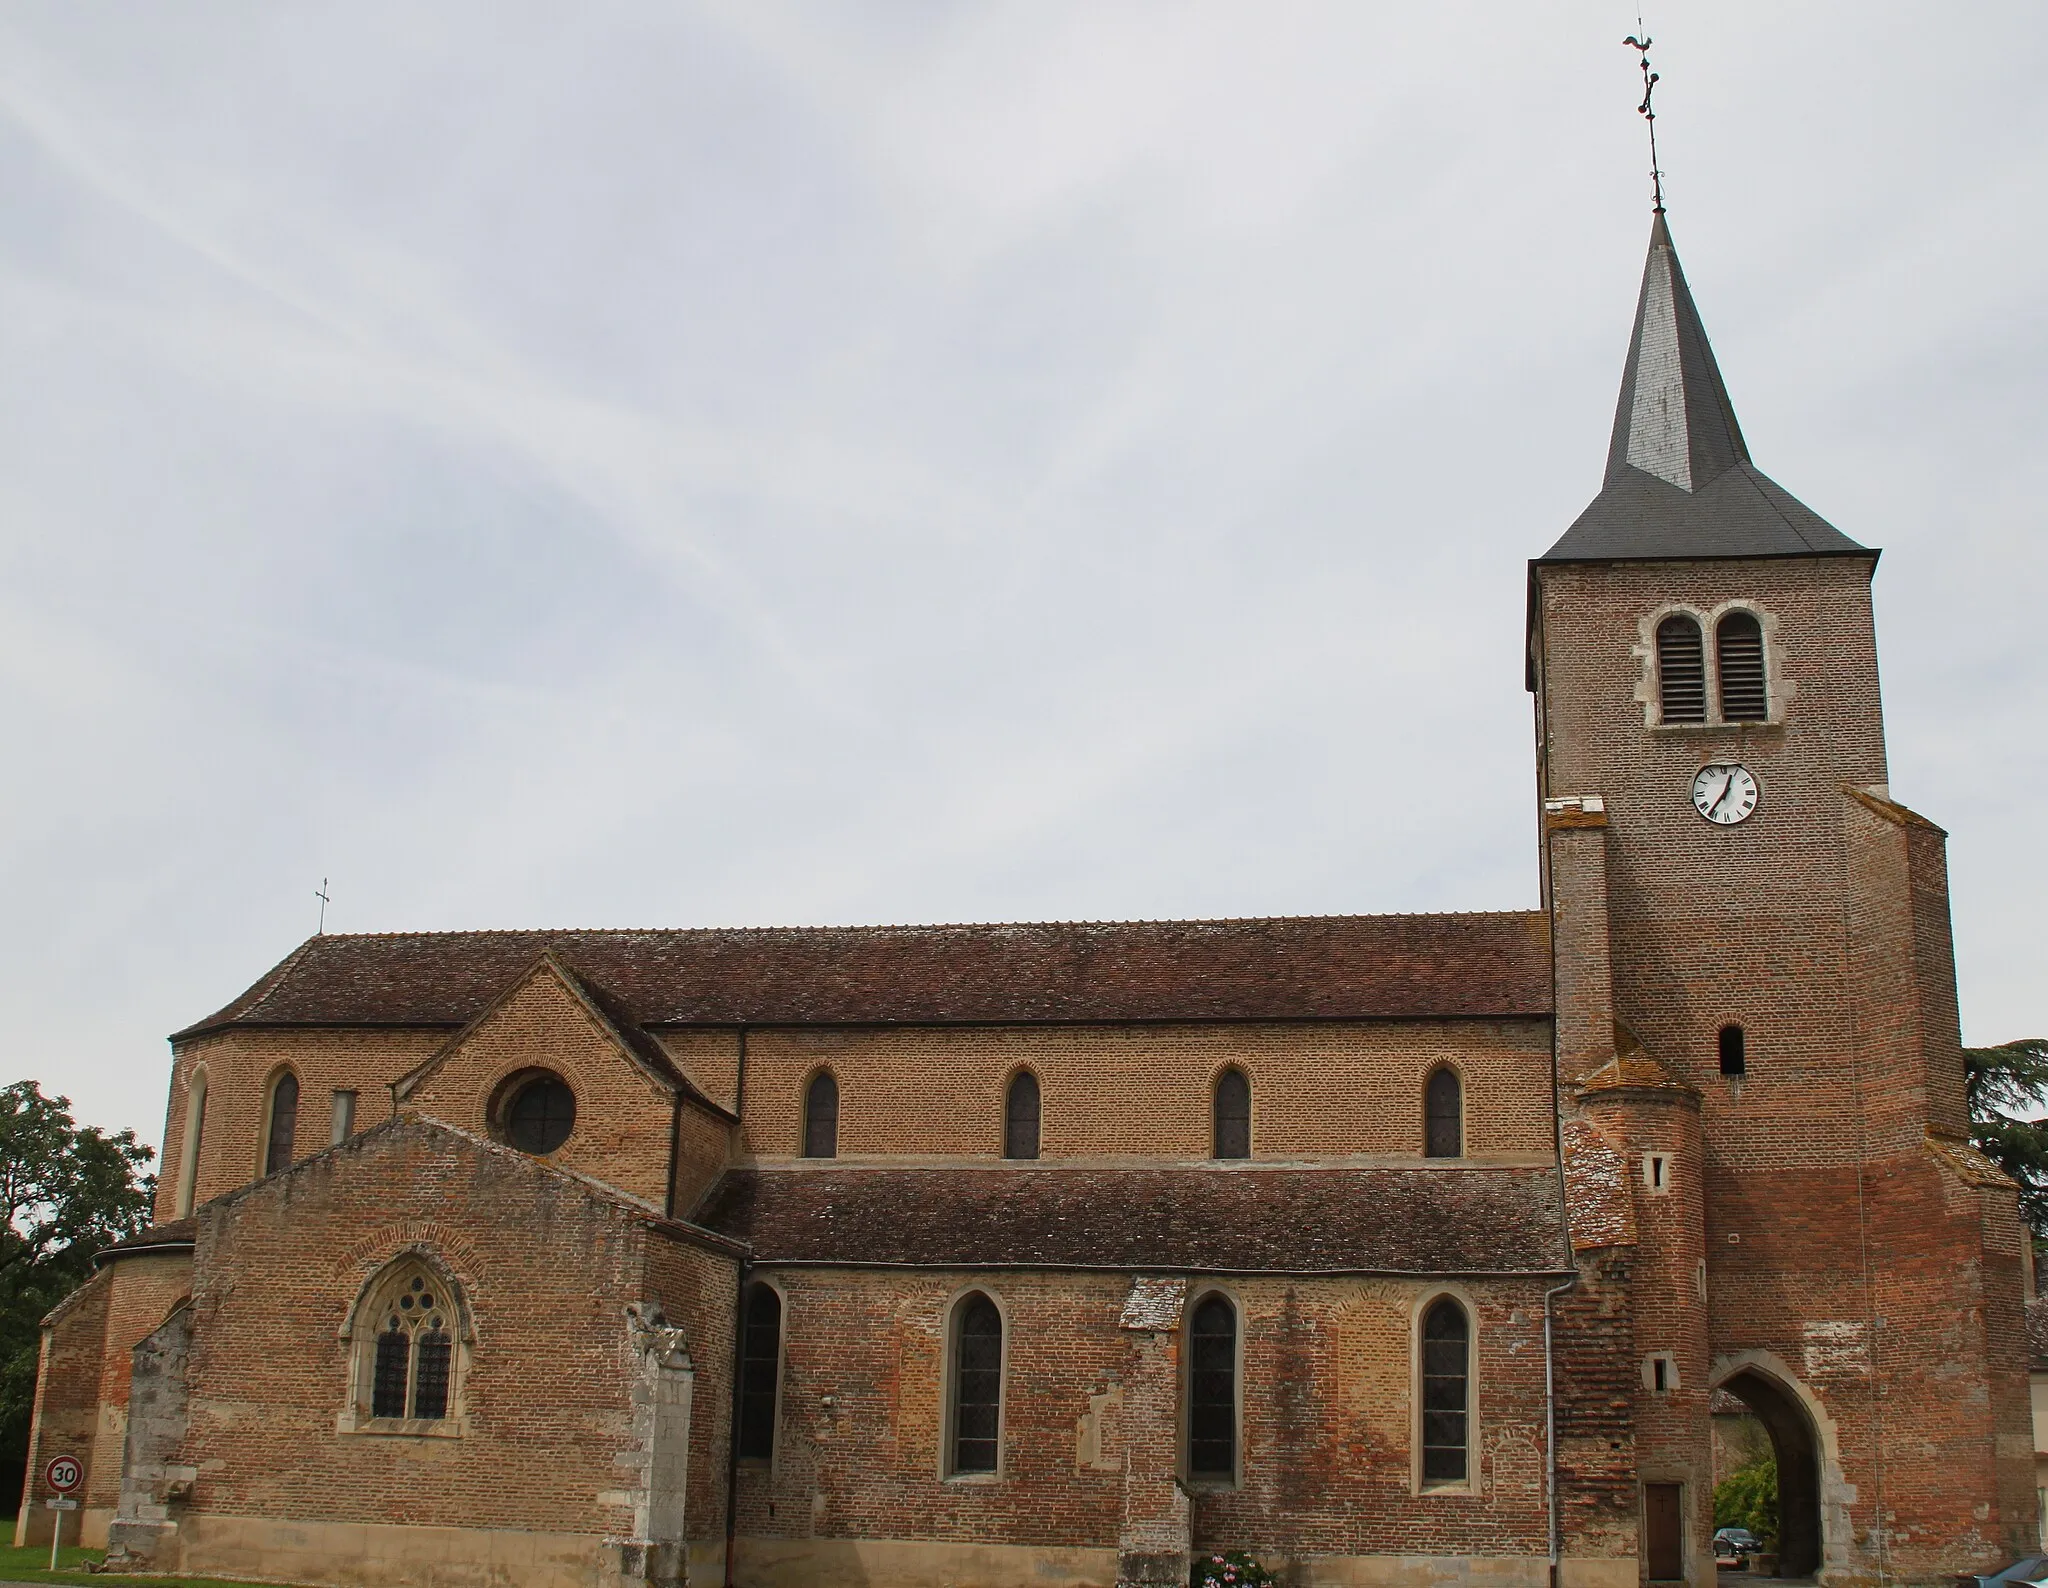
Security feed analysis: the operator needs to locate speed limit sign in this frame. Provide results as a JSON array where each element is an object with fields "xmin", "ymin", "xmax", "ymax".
[{"xmin": 43, "ymin": 1454, "xmax": 80, "ymax": 1495}]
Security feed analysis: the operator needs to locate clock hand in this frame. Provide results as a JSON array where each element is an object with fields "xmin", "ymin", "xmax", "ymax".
[{"xmin": 1708, "ymin": 772, "xmax": 1737, "ymax": 818}]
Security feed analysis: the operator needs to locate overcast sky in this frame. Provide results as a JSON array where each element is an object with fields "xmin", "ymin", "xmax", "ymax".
[{"xmin": 3, "ymin": 2, "xmax": 2043, "ymax": 1149}]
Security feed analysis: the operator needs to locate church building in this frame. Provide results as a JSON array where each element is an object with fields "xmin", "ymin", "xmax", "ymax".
[{"xmin": 16, "ymin": 211, "xmax": 2034, "ymax": 1588}]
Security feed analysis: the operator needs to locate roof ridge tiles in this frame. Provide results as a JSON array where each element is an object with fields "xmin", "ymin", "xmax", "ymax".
[{"xmin": 298, "ymin": 907, "xmax": 1544, "ymax": 942}]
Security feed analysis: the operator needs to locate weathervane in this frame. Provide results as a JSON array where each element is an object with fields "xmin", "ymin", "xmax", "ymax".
[
  {"xmin": 315, "ymin": 877, "xmax": 330, "ymax": 935},
  {"xmin": 1623, "ymin": 25, "xmax": 1666, "ymax": 213}
]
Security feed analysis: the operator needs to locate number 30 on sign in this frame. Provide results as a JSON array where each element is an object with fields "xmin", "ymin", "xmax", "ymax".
[{"xmin": 44, "ymin": 1455, "xmax": 81, "ymax": 1494}]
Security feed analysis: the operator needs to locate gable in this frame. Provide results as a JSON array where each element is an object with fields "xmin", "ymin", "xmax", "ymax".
[{"xmin": 397, "ymin": 956, "xmax": 721, "ymax": 1209}]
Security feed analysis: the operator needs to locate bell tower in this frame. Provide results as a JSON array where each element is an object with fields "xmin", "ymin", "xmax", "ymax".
[{"xmin": 1531, "ymin": 215, "xmax": 2034, "ymax": 1585}]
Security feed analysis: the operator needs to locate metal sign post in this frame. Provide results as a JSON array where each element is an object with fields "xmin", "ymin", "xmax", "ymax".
[{"xmin": 43, "ymin": 1454, "xmax": 82, "ymax": 1570}]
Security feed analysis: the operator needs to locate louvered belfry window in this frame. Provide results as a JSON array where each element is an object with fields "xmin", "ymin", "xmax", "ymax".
[
  {"xmin": 950, "ymin": 1294, "xmax": 1003, "ymax": 1474},
  {"xmin": 802, "ymin": 1071, "xmax": 839, "ymax": 1159},
  {"xmin": 1003, "ymin": 1071, "xmax": 1041, "ymax": 1160},
  {"xmin": 1716, "ymin": 611, "xmax": 1768, "ymax": 722},
  {"xmin": 1212, "ymin": 1068, "xmax": 1250, "ymax": 1160},
  {"xmin": 1655, "ymin": 615, "xmax": 1707, "ymax": 723},
  {"xmin": 1420, "ymin": 1297, "xmax": 1470, "ymax": 1484}
]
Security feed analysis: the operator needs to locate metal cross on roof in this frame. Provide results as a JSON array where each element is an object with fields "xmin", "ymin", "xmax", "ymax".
[
  {"xmin": 315, "ymin": 877, "xmax": 330, "ymax": 935},
  {"xmin": 1624, "ymin": 28, "xmax": 1666, "ymax": 214}
]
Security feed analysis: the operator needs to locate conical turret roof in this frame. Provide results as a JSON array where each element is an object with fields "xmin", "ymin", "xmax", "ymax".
[{"xmin": 1539, "ymin": 215, "xmax": 1866, "ymax": 563}]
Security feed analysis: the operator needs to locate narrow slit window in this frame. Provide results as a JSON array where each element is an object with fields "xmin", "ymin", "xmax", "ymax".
[
  {"xmin": 263, "ymin": 1072, "xmax": 300, "ymax": 1177},
  {"xmin": 1651, "ymin": 1355, "xmax": 1671, "ymax": 1393},
  {"xmin": 950, "ymin": 1293, "xmax": 1002, "ymax": 1475},
  {"xmin": 737, "ymin": 1285, "xmax": 782, "ymax": 1461},
  {"xmin": 1656, "ymin": 615, "xmax": 1707, "ymax": 724},
  {"xmin": 1003, "ymin": 1071, "xmax": 1041, "ymax": 1161},
  {"xmin": 1188, "ymin": 1294, "xmax": 1237, "ymax": 1479},
  {"xmin": 1421, "ymin": 1298, "xmax": 1469, "ymax": 1485},
  {"xmin": 1425, "ymin": 1068, "xmax": 1462, "ymax": 1159},
  {"xmin": 1644, "ymin": 1152, "xmax": 1671, "ymax": 1193},
  {"xmin": 803, "ymin": 1071, "xmax": 839, "ymax": 1159},
  {"xmin": 1719, "ymin": 1025, "xmax": 1746, "ymax": 1077},
  {"xmin": 1212, "ymin": 1068, "xmax": 1250, "ymax": 1160},
  {"xmin": 1716, "ymin": 611, "xmax": 1768, "ymax": 722}
]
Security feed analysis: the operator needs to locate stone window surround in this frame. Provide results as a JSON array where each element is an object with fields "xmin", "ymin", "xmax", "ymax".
[
  {"xmin": 938, "ymin": 1285, "xmax": 1008, "ymax": 1483},
  {"xmin": 1633, "ymin": 599, "xmax": 1794, "ymax": 731},
  {"xmin": 336, "ymin": 1248, "xmax": 474, "ymax": 1440},
  {"xmin": 1411, "ymin": 1284, "xmax": 1479, "ymax": 1497},
  {"xmin": 1643, "ymin": 1152, "xmax": 1673, "ymax": 1194}
]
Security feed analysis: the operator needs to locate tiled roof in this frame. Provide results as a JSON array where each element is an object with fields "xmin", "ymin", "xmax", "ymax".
[
  {"xmin": 693, "ymin": 1165, "xmax": 1571, "ymax": 1274},
  {"xmin": 174, "ymin": 913, "xmax": 1553, "ymax": 1039},
  {"xmin": 94, "ymin": 1219, "xmax": 196, "ymax": 1266}
]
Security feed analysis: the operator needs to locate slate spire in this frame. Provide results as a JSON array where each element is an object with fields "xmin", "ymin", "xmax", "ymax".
[
  {"xmin": 1603, "ymin": 212, "xmax": 1747, "ymax": 493},
  {"xmin": 1539, "ymin": 216, "xmax": 1865, "ymax": 563}
]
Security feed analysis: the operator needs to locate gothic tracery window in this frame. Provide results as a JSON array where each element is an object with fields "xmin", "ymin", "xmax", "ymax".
[{"xmin": 365, "ymin": 1265, "xmax": 458, "ymax": 1424}]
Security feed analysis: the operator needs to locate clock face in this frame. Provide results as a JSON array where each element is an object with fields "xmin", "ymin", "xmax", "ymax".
[{"xmin": 1692, "ymin": 763, "xmax": 1759, "ymax": 825}]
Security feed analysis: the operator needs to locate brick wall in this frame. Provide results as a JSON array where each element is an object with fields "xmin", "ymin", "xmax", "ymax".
[
  {"xmin": 735, "ymin": 1021, "xmax": 1556, "ymax": 1163},
  {"xmin": 16, "ymin": 1269, "xmax": 110, "ymax": 1547},
  {"xmin": 158, "ymin": 1028, "xmax": 444, "ymax": 1223},
  {"xmin": 172, "ymin": 1121, "xmax": 732, "ymax": 1549},
  {"xmin": 733, "ymin": 1267, "xmax": 1556, "ymax": 1567}
]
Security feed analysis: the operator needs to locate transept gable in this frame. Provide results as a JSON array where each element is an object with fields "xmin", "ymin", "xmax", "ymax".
[{"xmin": 391, "ymin": 954, "xmax": 733, "ymax": 1209}]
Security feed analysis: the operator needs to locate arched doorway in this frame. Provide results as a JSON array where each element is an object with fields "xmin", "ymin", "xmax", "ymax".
[{"xmin": 1717, "ymin": 1367, "xmax": 1823, "ymax": 1578}]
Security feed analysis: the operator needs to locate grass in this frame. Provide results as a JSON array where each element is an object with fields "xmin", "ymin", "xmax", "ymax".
[{"xmin": 0, "ymin": 1542, "xmax": 307, "ymax": 1587}]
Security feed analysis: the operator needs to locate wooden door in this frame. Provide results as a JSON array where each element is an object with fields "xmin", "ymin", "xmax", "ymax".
[{"xmin": 1645, "ymin": 1482, "xmax": 1684, "ymax": 1582}]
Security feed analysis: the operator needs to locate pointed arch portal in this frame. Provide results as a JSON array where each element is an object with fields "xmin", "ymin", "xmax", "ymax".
[{"xmin": 1716, "ymin": 1366, "xmax": 1823, "ymax": 1578}]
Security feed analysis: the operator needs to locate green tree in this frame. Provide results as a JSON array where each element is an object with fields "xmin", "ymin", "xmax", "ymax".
[
  {"xmin": 1713, "ymin": 1456, "xmax": 1779, "ymax": 1546},
  {"xmin": 0, "ymin": 1082, "xmax": 155, "ymax": 1502},
  {"xmin": 1964, "ymin": 1039, "xmax": 2048, "ymax": 1235}
]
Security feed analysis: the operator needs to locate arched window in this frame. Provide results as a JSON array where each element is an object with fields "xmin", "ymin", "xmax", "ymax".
[
  {"xmin": 1424, "ymin": 1067, "xmax": 1462, "ymax": 1159},
  {"xmin": 803, "ymin": 1071, "xmax": 839, "ymax": 1159},
  {"xmin": 1212, "ymin": 1068, "xmax": 1250, "ymax": 1160},
  {"xmin": 1719, "ymin": 1024, "xmax": 1746, "ymax": 1077},
  {"xmin": 263, "ymin": 1071, "xmax": 300, "ymax": 1177},
  {"xmin": 737, "ymin": 1284, "xmax": 782, "ymax": 1462},
  {"xmin": 1003, "ymin": 1071, "xmax": 1040, "ymax": 1160},
  {"xmin": 365, "ymin": 1263, "xmax": 458, "ymax": 1423},
  {"xmin": 175, "ymin": 1067, "xmax": 208, "ymax": 1218},
  {"xmin": 1420, "ymin": 1297, "xmax": 1470, "ymax": 1485},
  {"xmin": 948, "ymin": 1292, "xmax": 1003, "ymax": 1475},
  {"xmin": 504, "ymin": 1073, "xmax": 575, "ymax": 1154},
  {"xmin": 1655, "ymin": 614, "xmax": 1706, "ymax": 724},
  {"xmin": 1716, "ymin": 611, "xmax": 1768, "ymax": 722},
  {"xmin": 1187, "ymin": 1293, "xmax": 1237, "ymax": 1479}
]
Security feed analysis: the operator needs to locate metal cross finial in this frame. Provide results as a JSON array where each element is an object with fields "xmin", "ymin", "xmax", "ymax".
[
  {"xmin": 315, "ymin": 877, "xmax": 330, "ymax": 935},
  {"xmin": 1624, "ymin": 28, "xmax": 1666, "ymax": 213}
]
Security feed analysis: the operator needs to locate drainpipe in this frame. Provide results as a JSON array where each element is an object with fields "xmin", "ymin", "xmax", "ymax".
[
  {"xmin": 721, "ymin": 1027, "xmax": 750, "ymax": 1588},
  {"xmin": 1544, "ymin": 1270, "xmax": 1578, "ymax": 1588},
  {"xmin": 722, "ymin": 1259, "xmax": 750, "ymax": 1588}
]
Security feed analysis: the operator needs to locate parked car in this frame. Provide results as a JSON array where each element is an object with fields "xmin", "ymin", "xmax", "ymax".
[
  {"xmin": 1714, "ymin": 1529, "xmax": 1763, "ymax": 1568},
  {"xmin": 1959, "ymin": 1558, "xmax": 2048, "ymax": 1588}
]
